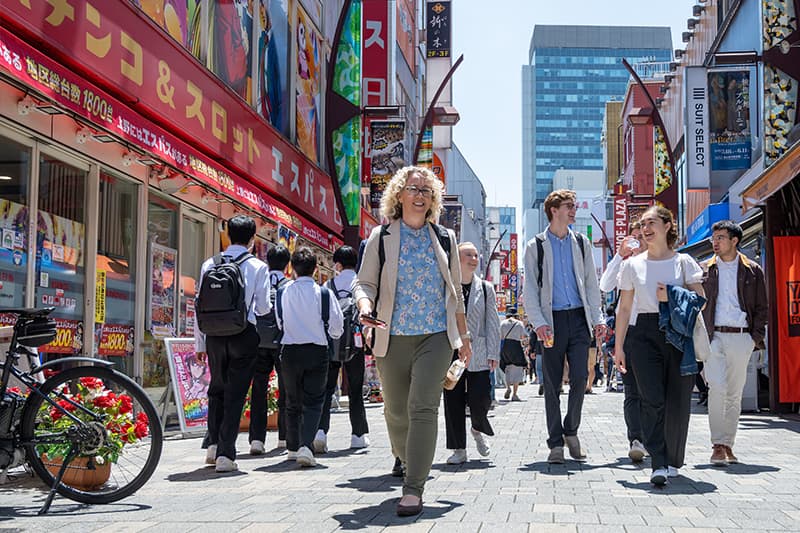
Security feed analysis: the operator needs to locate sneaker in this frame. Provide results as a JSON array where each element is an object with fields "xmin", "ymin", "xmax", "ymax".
[
  {"xmin": 628, "ymin": 439, "xmax": 646, "ymax": 463},
  {"xmin": 471, "ymin": 428, "xmax": 490, "ymax": 457},
  {"xmin": 296, "ymin": 446, "xmax": 317, "ymax": 467},
  {"xmin": 351, "ymin": 434, "xmax": 370, "ymax": 449},
  {"xmin": 205, "ymin": 444, "xmax": 217, "ymax": 465},
  {"xmin": 215, "ymin": 456, "xmax": 238, "ymax": 473},
  {"xmin": 650, "ymin": 468, "xmax": 668, "ymax": 486},
  {"xmin": 564, "ymin": 435, "xmax": 587, "ymax": 461},
  {"xmin": 667, "ymin": 465, "xmax": 679, "ymax": 478},
  {"xmin": 249, "ymin": 440, "xmax": 265, "ymax": 455},
  {"xmin": 276, "ymin": 439, "xmax": 287, "ymax": 449},
  {"xmin": 547, "ymin": 447, "xmax": 564, "ymax": 464},
  {"xmin": 446, "ymin": 449, "xmax": 467, "ymax": 464},
  {"xmin": 312, "ymin": 430, "xmax": 328, "ymax": 454},
  {"xmin": 724, "ymin": 446, "xmax": 739, "ymax": 464},
  {"xmin": 287, "ymin": 449, "xmax": 298, "ymax": 461},
  {"xmin": 711, "ymin": 444, "xmax": 728, "ymax": 466},
  {"xmin": 511, "ymin": 394, "xmax": 521, "ymax": 402},
  {"xmin": 504, "ymin": 388, "xmax": 511, "ymax": 400},
  {"xmin": 538, "ymin": 385, "xmax": 544, "ymax": 396}
]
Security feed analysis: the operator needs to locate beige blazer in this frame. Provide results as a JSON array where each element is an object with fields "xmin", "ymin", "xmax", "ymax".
[{"xmin": 353, "ymin": 219, "xmax": 465, "ymax": 357}]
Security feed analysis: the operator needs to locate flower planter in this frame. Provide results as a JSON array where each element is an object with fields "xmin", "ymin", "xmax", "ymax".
[
  {"xmin": 267, "ymin": 411, "xmax": 278, "ymax": 429},
  {"xmin": 239, "ymin": 416, "xmax": 250, "ymax": 433},
  {"xmin": 42, "ymin": 455, "xmax": 111, "ymax": 490}
]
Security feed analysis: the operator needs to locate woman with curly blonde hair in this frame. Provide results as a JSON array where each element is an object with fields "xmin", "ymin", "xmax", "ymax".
[{"xmin": 354, "ymin": 166, "xmax": 472, "ymax": 516}]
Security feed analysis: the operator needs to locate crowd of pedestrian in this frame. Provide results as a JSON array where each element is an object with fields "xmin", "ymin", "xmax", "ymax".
[{"xmin": 194, "ymin": 169, "xmax": 767, "ymax": 516}]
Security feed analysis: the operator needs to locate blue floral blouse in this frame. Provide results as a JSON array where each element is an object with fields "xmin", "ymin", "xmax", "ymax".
[{"xmin": 390, "ymin": 221, "xmax": 447, "ymax": 336}]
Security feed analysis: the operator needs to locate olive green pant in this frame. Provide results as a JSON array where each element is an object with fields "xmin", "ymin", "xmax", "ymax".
[{"xmin": 376, "ymin": 332, "xmax": 452, "ymax": 498}]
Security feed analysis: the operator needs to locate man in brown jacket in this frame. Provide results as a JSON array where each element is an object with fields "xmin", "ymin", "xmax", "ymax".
[{"xmin": 701, "ymin": 220, "xmax": 768, "ymax": 467}]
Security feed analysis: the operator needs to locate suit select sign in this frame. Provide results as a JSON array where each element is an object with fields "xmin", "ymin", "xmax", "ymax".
[{"xmin": 685, "ymin": 67, "xmax": 710, "ymax": 188}]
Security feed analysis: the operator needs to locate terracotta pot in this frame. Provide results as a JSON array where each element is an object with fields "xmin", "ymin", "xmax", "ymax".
[
  {"xmin": 267, "ymin": 411, "xmax": 278, "ymax": 429},
  {"xmin": 42, "ymin": 455, "xmax": 111, "ymax": 490},
  {"xmin": 239, "ymin": 416, "xmax": 250, "ymax": 432}
]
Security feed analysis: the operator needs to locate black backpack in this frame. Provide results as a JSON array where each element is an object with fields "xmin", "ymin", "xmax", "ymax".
[
  {"xmin": 535, "ymin": 232, "xmax": 586, "ymax": 288},
  {"xmin": 325, "ymin": 277, "xmax": 362, "ymax": 363},
  {"xmin": 196, "ymin": 252, "xmax": 252, "ymax": 337},
  {"xmin": 256, "ymin": 274, "xmax": 291, "ymax": 349}
]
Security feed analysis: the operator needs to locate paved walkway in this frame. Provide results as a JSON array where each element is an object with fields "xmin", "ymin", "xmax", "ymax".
[{"xmin": 2, "ymin": 383, "xmax": 799, "ymax": 532}]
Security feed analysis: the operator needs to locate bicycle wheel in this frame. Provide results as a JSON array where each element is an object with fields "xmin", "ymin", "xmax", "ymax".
[{"xmin": 20, "ymin": 365, "xmax": 163, "ymax": 504}]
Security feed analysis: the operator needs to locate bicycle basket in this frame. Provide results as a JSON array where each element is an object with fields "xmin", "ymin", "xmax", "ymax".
[{"xmin": 17, "ymin": 316, "xmax": 57, "ymax": 347}]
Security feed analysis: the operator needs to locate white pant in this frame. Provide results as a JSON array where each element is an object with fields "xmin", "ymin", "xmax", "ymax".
[{"xmin": 705, "ymin": 332, "xmax": 755, "ymax": 447}]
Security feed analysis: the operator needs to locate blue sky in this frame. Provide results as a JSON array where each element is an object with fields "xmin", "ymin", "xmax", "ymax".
[{"xmin": 450, "ymin": 0, "xmax": 698, "ymax": 231}]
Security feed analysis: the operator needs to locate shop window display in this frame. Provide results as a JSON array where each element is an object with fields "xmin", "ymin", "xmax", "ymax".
[{"xmin": 0, "ymin": 137, "xmax": 30, "ymax": 323}]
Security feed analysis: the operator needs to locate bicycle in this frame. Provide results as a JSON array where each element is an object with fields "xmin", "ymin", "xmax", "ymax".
[{"xmin": 0, "ymin": 307, "xmax": 163, "ymax": 514}]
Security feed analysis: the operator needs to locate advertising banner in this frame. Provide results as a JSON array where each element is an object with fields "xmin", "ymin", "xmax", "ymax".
[
  {"xmin": 653, "ymin": 126, "xmax": 676, "ymax": 214},
  {"xmin": 708, "ymin": 70, "xmax": 752, "ymax": 171},
  {"xmin": 255, "ymin": 0, "xmax": 291, "ymax": 136},
  {"xmin": 132, "ymin": 0, "xmax": 196, "ymax": 51},
  {"xmin": 362, "ymin": 0, "xmax": 389, "ymax": 106},
  {"xmin": 296, "ymin": 6, "xmax": 322, "ymax": 163},
  {"xmin": 96, "ymin": 323, "xmax": 135, "ymax": 357},
  {"xmin": 684, "ymin": 66, "xmax": 710, "ymax": 188},
  {"xmin": 613, "ymin": 196, "xmax": 628, "ymax": 254},
  {"xmin": 0, "ymin": 27, "xmax": 337, "ymax": 246},
  {"xmin": 41, "ymin": 319, "xmax": 83, "ymax": 355},
  {"xmin": 773, "ymin": 237, "xmax": 800, "ymax": 403},
  {"xmin": 95, "ymin": 270, "xmax": 106, "ymax": 324},
  {"xmin": 509, "ymin": 233, "xmax": 518, "ymax": 310},
  {"xmin": 440, "ymin": 204, "xmax": 462, "ymax": 243},
  {"xmin": 0, "ymin": 2, "xmax": 341, "ymax": 234},
  {"xmin": 397, "ymin": 0, "xmax": 416, "ymax": 73},
  {"xmin": 360, "ymin": 208, "xmax": 379, "ymax": 240},
  {"xmin": 165, "ymin": 337, "xmax": 210, "ymax": 433},
  {"xmin": 149, "ymin": 243, "xmax": 177, "ymax": 339},
  {"xmin": 426, "ymin": 1, "xmax": 451, "ymax": 58},
  {"xmin": 370, "ymin": 121, "xmax": 406, "ymax": 210}
]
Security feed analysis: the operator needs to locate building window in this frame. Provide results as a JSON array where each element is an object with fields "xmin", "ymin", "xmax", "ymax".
[{"xmin": 0, "ymin": 136, "xmax": 30, "ymax": 321}]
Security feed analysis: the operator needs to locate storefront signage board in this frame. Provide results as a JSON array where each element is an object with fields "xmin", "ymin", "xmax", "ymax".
[{"xmin": 164, "ymin": 337, "xmax": 209, "ymax": 434}]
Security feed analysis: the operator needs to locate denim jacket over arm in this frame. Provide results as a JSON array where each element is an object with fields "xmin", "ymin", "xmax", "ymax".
[{"xmin": 657, "ymin": 284, "xmax": 706, "ymax": 376}]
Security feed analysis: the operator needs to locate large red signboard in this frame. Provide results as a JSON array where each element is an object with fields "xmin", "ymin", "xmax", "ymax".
[
  {"xmin": 613, "ymin": 196, "xmax": 628, "ymax": 253},
  {"xmin": 0, "ymin": 0, "xmax": 341, "ymax": 234}
]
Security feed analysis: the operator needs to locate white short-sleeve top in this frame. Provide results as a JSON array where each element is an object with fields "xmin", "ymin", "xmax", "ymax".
[{"xmin": 618, "ymin": 253, "xmax": 704, "ymax": 325}]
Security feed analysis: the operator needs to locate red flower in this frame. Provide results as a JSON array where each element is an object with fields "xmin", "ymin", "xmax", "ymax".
[
  {"xmin": 50, "ymin": 407, "xmax": 63, "ymax": 421},
  {"xmin": 118, "ymin": 394, "xmax": 133, "ymax": 414},
  {"xmin": 93, "ymin": 392, "xmax": 117, "ymax": 409},
  {"xmin": 8, "ymin": 386, "xmax": 21, "ymax": 395},
  {"xmin": 58, "ymin": 398, "xmax": 77, "ymax": 412},
  {"xmin": 79, "ymin": 376, "xmax": 104, "ymax": 389},
  {"xmin": 134, "ymin": 420, "xmax": 149, "ymax": 439},
  {"xmin": 136, "ymin": 412, "xmax": 149, "ymax": 425},
  {"xmin": 273, "ymin": 388, "xmax": 279, "ymax": 400}
]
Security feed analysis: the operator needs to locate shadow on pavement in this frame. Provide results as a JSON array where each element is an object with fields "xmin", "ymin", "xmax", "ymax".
[
  {"xmin": 738, "ymin": 415, "xmax": 800, "ymax": 434},
  {"xmin": 519, "ymin": 457, "xmax": 633, "ymax": 475},
  {"xmin": 166, "ymin": 466, "xmax": 248, "ymax": 481},
  {"xmin": 255, "ymin": 462, "xmax": 330, "ymax": 473},
  {"xmin": 335, "ymin": 473, "xmax": 403, "ymax": 493},
  {"xmin": 617, "ymin": 478, "xmax": 717, "ymax": 495},
  {"xmin": 332, "ymin": 498, "xmax": 463, "ymax": 529},
  {"xmin": 430, "ymin": 460, "xmax": 495, "ymax": 472},
  {"xmin": 0, "ymin": 502, "xmax": 150, "ymax": 518},
  {"xmin": 693, "ymin": 463, "xmax": 780, "ymax": 475}
]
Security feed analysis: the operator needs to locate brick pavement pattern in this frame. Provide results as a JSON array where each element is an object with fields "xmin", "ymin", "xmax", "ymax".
[{"xmin": 2, "ymin": 384, "xmax": 799, "ymax": 532}]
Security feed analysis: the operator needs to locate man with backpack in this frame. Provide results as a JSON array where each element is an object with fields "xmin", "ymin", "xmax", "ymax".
[
  {"xmin": 276, "ymin": 247, "xmax": 343, "ymax": 467},
  {"xmin": 249, "ymin": 245, "xmax": 291, "ymax": 455},
  {"xmin": 523, "ymin": 189, "xmax": 605, "ymax": 464},
  {"xmin": 195, "ymin": 215, "xmax": 269, "ymax": 473},
  {"xmin": 313, "ymin": 245, "xmax": 370, "ymax": 453}
]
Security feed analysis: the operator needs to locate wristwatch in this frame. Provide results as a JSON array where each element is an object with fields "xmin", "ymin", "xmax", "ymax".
[{"xmin": 460, "ymin": 331, "xmax": 472, "ymax": 341}]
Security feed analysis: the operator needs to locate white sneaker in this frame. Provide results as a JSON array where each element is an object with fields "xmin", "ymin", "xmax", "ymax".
[
  {"xmin": 650, "ymin": 468, "xmax": 668, "ymax": 486},
  {"xmin": 628, "ymin": 439, "xmax": 646, "ymax": 463},
  {"xmin": 287, "ymin": 449, "xmax": 298, "ymax": 461},
  {"xmin": 296, "ymin": 446, "xmax": 317, "ymax": 467},
  {"xmin": 667, "ymin": 465, "xmax": 679, "ymax": 478},
  {"xmin": 446, "ymin": 449, "xmax": 467, "ymax": 464},
  {"xmin": 276, "ymin": 439, "xmax": 287, "ymax": 449},
  {"xmin": 250, "ymin": 440, "xmax": 265, "ymax": 455},
  {"xmin": 350, "ymin": 434, "xmax": 370, "ymax": 449},
  {"xmin": 312, "ymin": 430, "xmax": 328, "ymax": 453},
  {"xmin": 215, "ymin": 456, "xmax": 238, "ymax": 473},
  {"xmin": 205, "ymin": 444, "xmax": 217, "ymax": 465},
  {"xmin": 471, "ymin": 428, "xmax": 490, "ymax": 457}
]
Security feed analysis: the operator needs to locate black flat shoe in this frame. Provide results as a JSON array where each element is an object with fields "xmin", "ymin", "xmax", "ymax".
[
  {"xmin": 391, "ymin": 457, "xmax": 405, "ymax": 477},
  {"xmin": 396, "ymin": 498, "xmax": 423, "ymax": 516}
]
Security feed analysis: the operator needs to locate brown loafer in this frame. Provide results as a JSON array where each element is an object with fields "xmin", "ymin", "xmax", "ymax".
[{"xmin": 396, "ymin": 497, "xmax": 423, "ymax": 517}]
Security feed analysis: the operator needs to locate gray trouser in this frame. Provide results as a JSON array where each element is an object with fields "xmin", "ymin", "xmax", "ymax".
[
  {"xmin": 542, "ymin": 308, "xmax": 591, "ymax": 449},
  {"xmin": 376, "ymin": 332, "xmax": 452, "ymax": 498}
]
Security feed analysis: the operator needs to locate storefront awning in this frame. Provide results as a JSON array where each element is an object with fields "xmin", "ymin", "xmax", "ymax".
[
  {"xmin": 685, "ymin": 202, "xmax": 729, "ymax": 245},
  {"xmin": 679, "ymin": 211, "xmax": 763, "ymax": 261},
  {"xmin": 741, "ymin": 141, "xmax": 800, "ymax": 211}
]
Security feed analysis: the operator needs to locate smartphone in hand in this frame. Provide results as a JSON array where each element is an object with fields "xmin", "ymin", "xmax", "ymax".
[{"xmin": 361, "ymin": 315, "xmax": 387, "ymax": 329}]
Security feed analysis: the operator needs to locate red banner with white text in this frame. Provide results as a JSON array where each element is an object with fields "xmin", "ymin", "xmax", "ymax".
[{"xmin": 774, "ymin": 237, "xmax": 800, "ymax": 403}]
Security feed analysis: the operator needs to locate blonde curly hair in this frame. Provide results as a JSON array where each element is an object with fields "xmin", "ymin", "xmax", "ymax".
[{"xmin": 379, "ymin": 166, "xmax": 444, "ymax": 222}]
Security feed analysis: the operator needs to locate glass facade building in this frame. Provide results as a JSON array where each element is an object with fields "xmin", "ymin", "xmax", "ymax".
[{"xmin": 522, "ymin": 26, "xmax": 672, "ymax": 241}]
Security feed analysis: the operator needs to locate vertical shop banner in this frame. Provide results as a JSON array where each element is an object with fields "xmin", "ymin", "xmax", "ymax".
[
  {"xmin": 396, "ymin": 0, "xmax": 416, "ymax": 73},
  {"xmin": 684, "ymin": 66, "xmax": 710, "ymax": 188},
  {"xmin": 149, "ymin": 243, "xmax": 177, "ymax": 339},
  {"xmin": 708, "ymin": 70, "xmax": 753, "ymax": 170},
  {"xmin": 206, "ymin": 1, "xmax": 255, "ymax": 102},
  {"xmin": 509, "ymin": 233, "xmax": 519, "ymax": 310},
  {"xmin": 418, "ymin": 128, "xmax": 433, "ymax": 167},
  {"xmin": 296, "ymin": 7, "xmax": 322, "ymax": 163},
  {"xmin": 362, "ymin": 0, "xmax": 389, "ymax": 106},
  {"xmin": 613, "ymin": 196, "xmax": 628, "ymax": 253},
  {"xmin": 370, "ymin": 121, "xmax": 406, "ymax": 210},
  {"xmin": 440, "ymin": 204, "xmax": 462, "ymax": 243},
  {"xmin": 426, "ymin": 1, "xmax": 451, "ymax": 58},
  {"xmin": 95, "ymin": 270, "xmax": 106, "ymax": 324},
  {"xmin": 165, "ymin": 338, "xmax": 210, "ymax": 433},
  {"xmin": 653, "ymin": 126, "xmax": 676, "ymax": 214},
  {"xmin": 773, "ymin": 237, "xmax": 800, "ymax": 403},
  {"xmin": 255, "ymin": 0, "xmax": 291, "ymax": 136},
  {"xmin": 331, "ymin": 0, "xmax": 362, "ymax": 226},
  {"xmin": 432, "ymin": 151, "xmax": 446, "ymax": 189}
]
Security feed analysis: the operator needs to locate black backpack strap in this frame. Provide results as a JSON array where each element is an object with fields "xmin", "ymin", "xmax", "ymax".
[
  {"xmin": 536, "ymin": 235, "xmax": 545, "ymax": 289},
  {"xmin": 233, "ymin": 252, "xmax": 253, "ymax": 265},
  {"xmin": 374, "ymin": 224, "xmax": 390, "ymax": 316},
  {"xmin": 275, "ymin": 285, "xmax": 285, "ymax": 329},
  {"xmin": 321, "ymin": 286, "xmax": 331, "ymax": 335},
  {"xmin": 430, "ymin": 222, "xmax": 452, "ymax": 267},
  {"xmin": 575, "ymin": 232, "xmax": 586, "ymax": 259}
]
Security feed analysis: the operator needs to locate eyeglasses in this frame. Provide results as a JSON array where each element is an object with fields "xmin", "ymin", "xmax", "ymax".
[
  {"xmin": 560, "ymin": 203, "xmax": 577, "ymax": 211},
  {"xmin": 709, "ymin": 235, "xmax": 730, "ymax": 243},
  {"xmin": 404, "ymin": 185, "xmax": 433, "ymax": 198}
]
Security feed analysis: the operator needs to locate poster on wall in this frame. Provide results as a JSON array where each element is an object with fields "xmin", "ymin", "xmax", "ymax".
[
  {"xmin": 41, "ymin": 319, "xmax": 83, "ymax": 355},
  {"xmin": 708, "ymin": 70, "xmax": 752, "ymax": 171},
  {"xmin": 96, "ymin": 323, "xmax": 135, "ymax": 357},
  {"xmin": 38, "ymin": 211, "xmax": 85, "ymax": 270},
  {"xmin": 255, "ymin": 0, "xmax": 291, "ymax": 136},
  {"xmin": 206, "ymin": 1, "xmax": 255, "ymax": 102},
  {"xmin": 296, "ymin": 6, "xmax": 322, "ymax": 163},
  {"xmin": 370, "ymin": 121, "xmax": 406, "ymax": 210},
  {"xmin": 149, "ymin": 243, "xmax": 177, "ymax": 338},
  {"xmin": 131, "ymin": 0, "xmax": 198, "ymax": 51},
  {"xmin": 165, "ymin": 337, "xmax": 210, "ymax": 434},
  {"xmin": 397, "ymin": 0, "xmax": 416, "ymax": 73},
  {"xmin": 440, "ymin": 204, "xmax": 462, "ymax": 243}
]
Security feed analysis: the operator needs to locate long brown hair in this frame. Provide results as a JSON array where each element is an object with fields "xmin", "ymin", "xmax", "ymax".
[{"xmin": 642, "ymin": 205, "xmax": 678, "ymax": 248}]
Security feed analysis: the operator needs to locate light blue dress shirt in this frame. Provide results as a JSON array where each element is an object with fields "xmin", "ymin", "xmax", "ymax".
[{"xmin": 547, "ymin": 230, "xmax": 583, "ymax": 311}]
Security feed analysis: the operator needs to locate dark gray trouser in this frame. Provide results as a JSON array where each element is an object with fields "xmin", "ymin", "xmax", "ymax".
[
  {"xmin": 621, "ymin": 336, "xmax": 643, "ymax": 445},
  {"xmin": 376, "ymin": 332, "xmax": 452, "ymax": 499},
  {"xmin": 627, "ymin": 314, "xmax": 694, "ymax": 470},
  {"xmin": 250, "ymin": 347, "xmax": 286, "ymax": 443},
  {"xmin": 541, "ymin": 308, "xmax": 591, "ymax": 449},
  {"xmin": 318, "ymin": 349, "xmax": 369, "ymax": 437},
  {"xmin": 444, "ymin": 351, "xmax": 494, "ymax": 449},
  {"xmin": 280, "ymin": 343, "xmax": 329, "ymax": 452}
]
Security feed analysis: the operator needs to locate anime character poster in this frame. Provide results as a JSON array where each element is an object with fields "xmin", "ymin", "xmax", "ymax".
[
  {"xmin": 132, "ymin": 1, "xmax": 197, "ymax": 48},
  {"xmin": 296, "ymin": 6, "xmax": 322, "ymax": 163},
  {"xmin": 256, "ymin": 0, "xmax": 290, "ymax": 136},
  {"xmin": 149, "ymin": 243, "xmax": 177, "ymax": 338},
  {"xmin": 165, "ymin": 338, "xmax": 210, "ymax": 433}
]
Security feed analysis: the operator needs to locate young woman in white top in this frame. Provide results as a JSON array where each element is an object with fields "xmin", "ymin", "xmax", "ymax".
[{"xmin": 614, "ymin": 206, "xmax": 705, "ymax": 486}]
